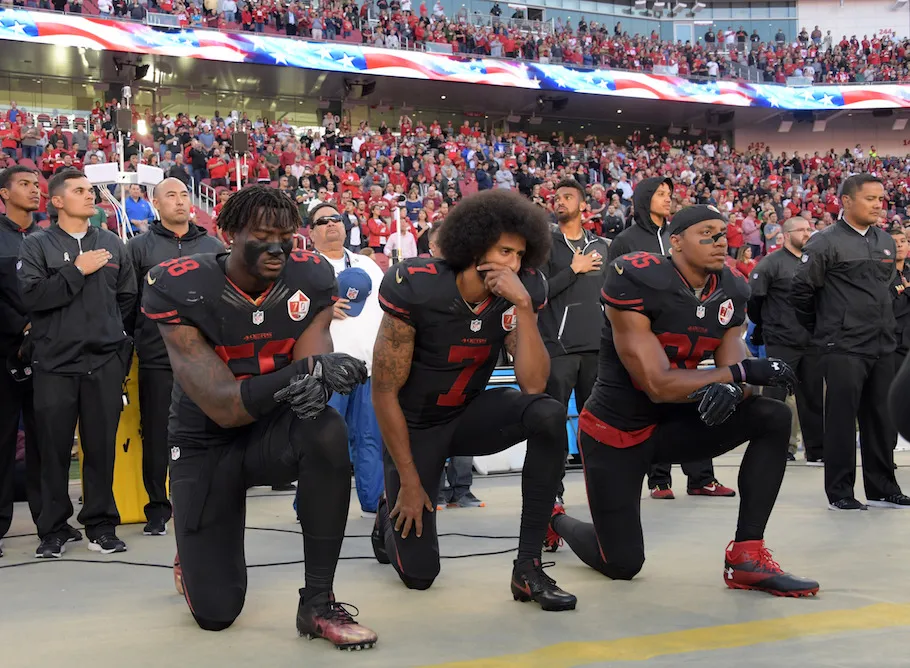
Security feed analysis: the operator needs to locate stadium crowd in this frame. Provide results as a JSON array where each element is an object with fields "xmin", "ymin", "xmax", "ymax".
[
  {"xmin": 2, "ymin": 99, "xmax": 910, "ymax": 258},
  {"xmin": 13, "ymin": 0, "xmax": 910, "ymax": 83}
]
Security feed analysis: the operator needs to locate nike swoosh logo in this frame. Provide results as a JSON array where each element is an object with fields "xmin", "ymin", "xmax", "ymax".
[
  {"xmin": 395, "ymin": 270, "xmax": 402, "ymax": 284},
  {"xmin": 704, "ymin": 484, "xmax": 717, "ymax": 492},
  {"xmin": 614, "ymin": 264, "xmax": 624, "ymax": 275},
  {"xmin": 147, "ymin": 273, "xmax": 157, "ymax": 285}
]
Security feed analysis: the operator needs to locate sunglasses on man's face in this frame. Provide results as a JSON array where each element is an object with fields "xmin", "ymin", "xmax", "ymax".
[{"xmin": 312, "ymin": 214, "xmax": 343, "ymax": 227}]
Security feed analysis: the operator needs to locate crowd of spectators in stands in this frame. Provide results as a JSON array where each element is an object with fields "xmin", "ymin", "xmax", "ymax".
[
  {"xmin": 14, "ymin": 0, "xmax": 910, "ymax": 84},
  {"xmin": 3, "ymin": 99, "xmax": 910, "ymax": 265}
]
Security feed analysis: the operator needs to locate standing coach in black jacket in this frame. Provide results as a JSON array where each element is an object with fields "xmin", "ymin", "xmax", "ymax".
[
  {"xmin": 538, "ymin": 179, "xmax": 607, "ymax": 507},
  {"xmin": 18, "ymin": 169, "xmax": 137, "ymax": 558},
  {"xmin": 127, "ymin": 177, "xmax": 223, "ymax": 536},
  {"xmin": 0, "ymin": 166, "xmax": 43, "ymax": 554},
  {"xmin": 791, "ymin": 174, "xmax": 909, "ymax": 511},
  {"xmin": 607, "ymin": 176, "xmax": 731, "ymax": 499}
]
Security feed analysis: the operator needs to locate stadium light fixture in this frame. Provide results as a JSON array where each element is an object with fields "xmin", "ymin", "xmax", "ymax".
[
  {"xmin": 778, "ymin": 120, "xmax": 793, "ymax": 133},
  {"xmin": 671, "ymin": 2, "xmax": 687, "ymax": 13},
  {"xmin": 813, "ymin": 120, "xmax": 826, "ymax": 132},
  {"xmin": 634, "ymin": 0, "xmax": 647, "ymax": 8},
  {"xmin": 691, "ymin": 1, "xmax": 705, "ymax": 11},
  {"xmin": 894, "ymin": 118, "xmax": 908, "ymax": 131},
  {"xmin": 896, "ymin": 0, "xmax": 908, "ymax": 6},
  {"xmin": 653, "ymin": 1, "xmax": 666, "ymax": 8}
]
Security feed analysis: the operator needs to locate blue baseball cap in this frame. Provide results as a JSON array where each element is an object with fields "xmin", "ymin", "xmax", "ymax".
[{"xmin": 337, "ymin": 267, "xmax": 372, "ymax": 317}]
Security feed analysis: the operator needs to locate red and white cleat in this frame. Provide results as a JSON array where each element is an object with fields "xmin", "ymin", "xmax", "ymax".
[
  {"xmin": 297, "ymin": 592, "xmax": 378, "ymax": 651},
  {"xmin": 173, "ymin": 553, "xmax": 184, "ymax": 596},
  {"xmin": 724, "ymin": 540, "xmax": 819, "ymax": 598},
  {"xmin": 544, "ymin": 503, "xmax": 565, "ymax": 553},
  {"xmin": 688, "ymin": 480, "xmax": 736, "ymax": 497}
]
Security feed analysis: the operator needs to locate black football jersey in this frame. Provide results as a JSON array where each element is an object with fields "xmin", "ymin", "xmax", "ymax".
[
  {"xmin": 378, "ymin": 257, "xmax": 548, "ymax": 428},
  {"xmin": 585, "ymin": 251, "xmax": 750, "ymax": 432},
  {"xmin": 141, "ymin": 250, "xmax": 336, "ymax": 446}
]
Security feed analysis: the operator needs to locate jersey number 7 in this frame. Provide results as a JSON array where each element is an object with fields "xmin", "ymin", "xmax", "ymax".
[{"xmin": 437, "ymin": 344, "xmax": 492, "ymax": 407}]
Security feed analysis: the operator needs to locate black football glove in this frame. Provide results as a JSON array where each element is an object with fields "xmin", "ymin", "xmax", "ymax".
[
  {"xmin": 311, "ymin": 353, "xmax": 368, "ymax": 395},
  {"xmin": 273, "ymin": 374, "xmax": 329, "ymax": 420},
  {"xmin": 729, "ymin": 358, "xmax": 797, "ymax": 393},
  {"xmin": 749, "ymin": 325, "xmax": 764, "ymax": 347},
  {"xmin": 689, "ymin": 382, "xmax": 744, "ymax": 427}
]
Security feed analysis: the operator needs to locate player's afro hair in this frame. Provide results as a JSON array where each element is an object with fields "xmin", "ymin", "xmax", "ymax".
[
  {"xmin": 436, "ymin": 190, "xmax": 552, "ymax": 272},
  {"xmin": 218, "ymin": 184, "xmax": 301, "ymax": 236}
]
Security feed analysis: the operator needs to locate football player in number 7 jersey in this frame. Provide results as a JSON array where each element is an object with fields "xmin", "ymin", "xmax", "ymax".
[
  {"xmin": 370, "ymin": 190, "xmax": 576, "ymax": 611},
  {"xmin": 141, "ymin": 186, "xmax": 378, "ymax": 649},
  {"xmin": 548, "ymin": 205, "xmax": 820, "ymax": 598}
]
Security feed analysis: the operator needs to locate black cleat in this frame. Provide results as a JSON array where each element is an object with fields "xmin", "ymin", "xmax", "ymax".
[
  {"xmin": 297, "ymin": 592, "xmax": 377, "ymax": 650},
  {"xmin": 371, "ymin": 497, "xmax": 390, "ymax": 565},
  {"xmin": 511, "ymin": 559, "xmax": 577, "ymax": 611}
]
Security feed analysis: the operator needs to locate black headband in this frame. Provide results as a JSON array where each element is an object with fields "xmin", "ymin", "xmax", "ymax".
[{"xmin": 667, "ymin": 205, "xmax": 728, "ymax": 237}]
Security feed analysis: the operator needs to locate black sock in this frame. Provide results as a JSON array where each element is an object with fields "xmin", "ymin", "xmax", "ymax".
[
  {"xmin": 552, "ymin": 513, "xmax": 605, "ymax": 570},
  {"xmin": 516, "ymin": 401, "xmax": 566, "ymax": 564},
  {"xmin": 734, "ymin": 399, "xmax": 790, "ymax": 543}
]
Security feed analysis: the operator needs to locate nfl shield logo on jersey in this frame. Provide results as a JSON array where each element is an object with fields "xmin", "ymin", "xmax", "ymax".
[
  {"xmin": 718, "ymin": 298, "xmax": 734, "ymax": 326},
  {"xmin": 346, "ymin": 286, "xmax": 359, "ymax": 300},
  {"xmin": 252, "ymin": 310, "xmax": 264, "ymax": 326},
  {"xmin": 502, "ymin": 306, "xmax": 517, "ymax": 332},
  {"xmin": 287, "ymin": 290, "xmax": 311, "ymax": 322},
  {"xmin": 470, "ymin": 319, "xmax": 482, "ymax": 332}
]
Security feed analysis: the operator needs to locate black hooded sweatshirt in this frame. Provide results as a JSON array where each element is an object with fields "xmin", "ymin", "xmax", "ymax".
[
  {"xmin": 127, "ymin": 220, "xmax": 224, "ymax": 369},
  {"xmin": 606, "ymin": 176, "xmax": 673, "ymax": 261},
  {"xmin": 0, "ymin": 214, "xmax": 39, "ymax": 355}
]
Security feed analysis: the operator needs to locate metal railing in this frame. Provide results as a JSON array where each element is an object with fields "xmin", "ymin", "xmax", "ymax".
[{"xmin": 197, "ymin": 180, "xmax": 216, "ymax": 214}]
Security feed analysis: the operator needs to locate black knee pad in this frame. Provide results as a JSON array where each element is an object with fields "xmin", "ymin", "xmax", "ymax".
[
  {"xmin": 523, "ymin": 396, "xmax": 568, "ymax": 438},
  {"xmin": 193, "ymin": 614, "xmax": 236, "ymax": 632},
  {"xmin": 400, "ymin": 574, "xmax": 436, "ymax": 591},
  {"xmin": 603, "ymin": 555, "xmax": 644, "ymax": 581},
  {"xmin": 290, "ymin": 407, "xmax": 351, "ymax": 470},
  {"xmin": 750, "ymin": 397, "xmax": 792, "ymax": 440}
]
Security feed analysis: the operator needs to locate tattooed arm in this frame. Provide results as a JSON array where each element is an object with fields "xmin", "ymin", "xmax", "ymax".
[
  {"xmin": 372, "ymin": 313, "xmax": 433, "ymax": 537},
  {"xmin": 159, "ymin": 323, "xmax": 256, "ymax": 429},
  {"xmin": 503, "ymin": 305, "xmax": 550, "ymax": 395},
  {"xmin": 371, "ymin": 313, "xmax": 418, "ymax": 484}
]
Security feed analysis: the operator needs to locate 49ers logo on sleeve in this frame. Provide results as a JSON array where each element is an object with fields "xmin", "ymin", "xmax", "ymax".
[
  {"xmin": 287, "ymin": 290, "xmax": 311, "ymax": 322},
  {"xmin": 502, "ymin": 305, "xmax": 517, "ymax": 331},
  {"xmin": 718, "ymin": 298, "xmax": 734, "ymax": 326}
]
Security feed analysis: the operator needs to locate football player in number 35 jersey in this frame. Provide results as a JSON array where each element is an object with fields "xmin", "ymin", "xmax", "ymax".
[
  {"xmin": 141, "ymin": 186, "xmax": 378, "ymax": 649},
  {"xmin": 549, "ymin": 205, "xmax": 821, "ymax": 598},
  {"xmin": 370, "ymin": 190, "xmax": 577, "ymax": 611}
]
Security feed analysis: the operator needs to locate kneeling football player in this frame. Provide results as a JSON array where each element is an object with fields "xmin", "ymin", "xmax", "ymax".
[
  {"xmin": 549, "ymin": 205, "xmax": 819, "ymax": 597},
  {"xmin": 142, "ymin": 186, "xmax": 378, "ymax": 648},
  {"xmin": 371, "ymin": 190, "xmax": 576, "ymax": 611}
]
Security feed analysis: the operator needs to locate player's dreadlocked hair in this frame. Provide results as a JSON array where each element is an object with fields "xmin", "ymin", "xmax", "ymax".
[
  {"xmin": 437, "ymin": 189, "xmax": 552, "ymax": 272},
  {"xmin": 217, "ymin": 185, "xmax": 301, "ymax": 236}
]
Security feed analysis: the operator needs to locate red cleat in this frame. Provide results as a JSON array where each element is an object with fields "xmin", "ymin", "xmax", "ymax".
[
  {"xmin": 544, "ymin": 503, "xmax": 565, "ymax": 552},
  {"xmin": 689, "ymin": 480, "xmax": 736, "ymax": 497},
  {"xmin": 650, "ymin": 485, "xmax": 675, "ymax": 500},
  {"xmin": 173, "ymin": 553, "xmax": 184, "ymax": 596},
  {"xmin": 724, "ymin": 540, "xmax": 819, "ymax": 598},
  {"xmin": 297, "ymin": 592, "xmax": 378, "ymax": 651}
]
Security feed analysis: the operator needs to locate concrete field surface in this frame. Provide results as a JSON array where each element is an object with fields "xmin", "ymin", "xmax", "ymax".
[{"xmin": 1, "ymin": 449, "xmax": 909, "ymax": 668}]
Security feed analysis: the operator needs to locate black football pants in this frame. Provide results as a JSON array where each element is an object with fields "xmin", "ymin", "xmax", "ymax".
[
  {"xmin": 33, "ymin": 355, "xmax": 123, "ymax": 540},
  {"xmin": 0, "ymin": 367, "xmax": 41, "ymax": 538},
  {"xmin": 171, "ymin": 407, "xmax": 350, "ymax": 632},
  {"xmin": 378, "ymin": 388, "xmax": 566, "ymax": 590},
  {"xmin": 821, "ymin": 353, "xmax": 901, "ymax": 503},
  {"xmin": 545, "ymin": 352, "xmax": 598, "ymax": 499},
  {"xmin": 138, "ymin": 366, "xmax": 173, "ymax": 524},
  {"xmin": 764, "ymin": 344, "xmax": 824, "ymax": 461},
  {"xmin": 554, "ymin": 397, "xmax": 791, "ymax": 580}
]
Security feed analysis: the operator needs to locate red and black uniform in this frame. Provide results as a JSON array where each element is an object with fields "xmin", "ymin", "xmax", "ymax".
[
  {"xmin": 556, "ymin": 252, "xmax": 792, "ymax": 581},
  {"xmin": 142, "ymin": 250, "xmax": 351, "ymax": 631},
  {"xmin": 375, "ymin": 257, "xmax": 568, "ymax": 589}
]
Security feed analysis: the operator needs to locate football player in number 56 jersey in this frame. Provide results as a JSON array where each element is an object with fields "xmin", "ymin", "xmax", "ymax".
[
  {"xmin": 370, "ymin": 190, "xmax": 577, "ymax": 611},
  {"xmin": 549, "ymin": 205, "xmax": 820, "ymax": 598},
  {"xmin": 141, "ymin": 186, "xmax": 377, "ymax": 649}
]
